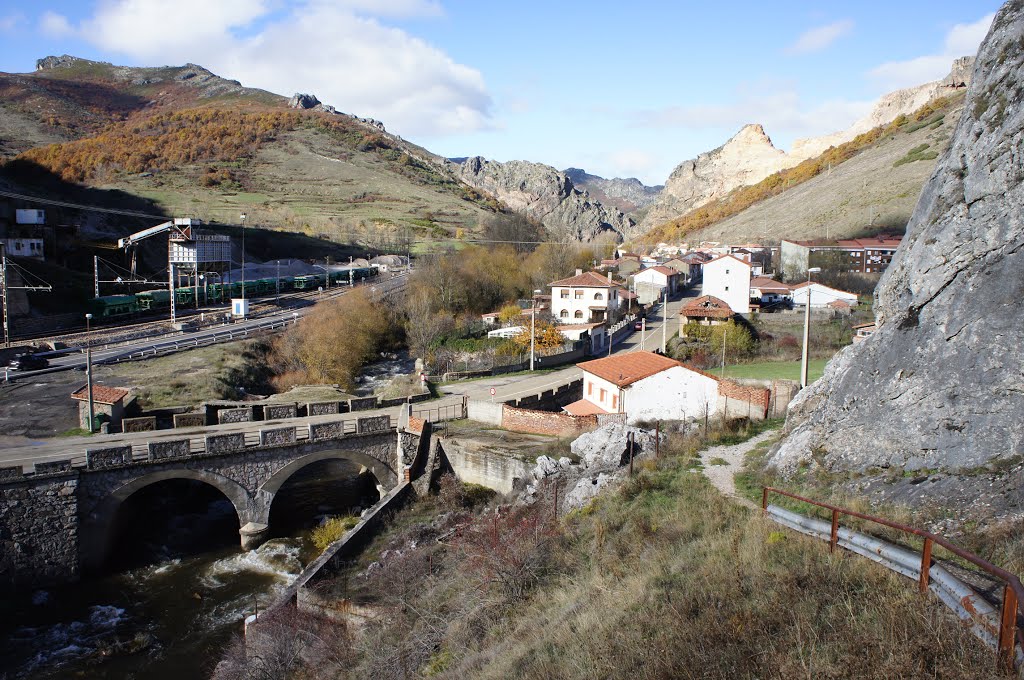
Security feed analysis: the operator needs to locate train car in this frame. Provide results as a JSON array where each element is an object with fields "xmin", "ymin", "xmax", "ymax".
[
  {"xmin": 278, "ymin": 276, "xmax": 296, "ymax": 292},
  {"xmin": 293, "ymin": 274, "xmax": 324, "ymax": 291},
  {"xmin": 136, "ymin": 289, "xmax": 171, "ymax": 311},
  {"xmin": 174, "ymin": 287, "xmax": 195, "ymax": 305},
  {"xmin": 255, "ymin": 278, "xmax": 275, "ymax": 295},
  {"xmin": 87, "ymin": 295, "xmax": 139, "ymax": 320}
]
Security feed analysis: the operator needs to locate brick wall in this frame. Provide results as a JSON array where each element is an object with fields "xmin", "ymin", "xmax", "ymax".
[
  {"xmin": 718, "ymin": 380, "xmax": 770, "ymax": 418},
  {"xmin": 501, "ymin": 405, "xmax": 598, "ymax": 437}
]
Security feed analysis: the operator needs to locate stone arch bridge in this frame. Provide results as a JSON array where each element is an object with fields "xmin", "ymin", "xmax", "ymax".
[{"xmin": 0, "ymin": 415, "xmax": 429, "ymax": 587}]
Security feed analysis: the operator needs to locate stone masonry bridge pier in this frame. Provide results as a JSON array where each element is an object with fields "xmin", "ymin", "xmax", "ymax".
[{"xmin": 0, "ymin": 413, "xmax": 432, "ymax": 588}]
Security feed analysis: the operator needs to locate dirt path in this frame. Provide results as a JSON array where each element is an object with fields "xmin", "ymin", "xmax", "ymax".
[{"xmin": 699, "ymin": 429, "xmax": 779, "ymax": 509}]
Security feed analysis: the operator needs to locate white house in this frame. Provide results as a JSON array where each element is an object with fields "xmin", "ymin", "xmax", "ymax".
[
  {"xmin": 556, "ymin": 322, "xmax": 608, "ymax": 355},
  {"xmin": 790, "ymin": 281, "xmax": 858, "ymax": 308},
  {"xmin": 749, "ymin": 277, "xmax": 791, "ymax": 307},
  {"xmin": 563, "ymin": 351, "xmax": 769, "ymax": 424},
  {"xmin": 702, "ymin": 254, "xmax": 751, "ymax": 314},
  {"xmin": 633, "ymin": 265, "xmax": 679, "ymax": 304},
  {"xmin": 549, "ymin": 270, "xmax": 619, "ymax": 324},
  {"xmin": 1, "ymin": 238, "xmax": 45, "ymax": 260}
]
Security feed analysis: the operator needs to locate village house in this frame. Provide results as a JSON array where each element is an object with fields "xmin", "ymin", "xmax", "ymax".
[
  {"xmin": 702, "ymin": 254, "xmax": 752, "ymax": 315},
  {"xmin": 789, "ymin": 281, "xmax": 859, "ymax": 308},
  {"xmin": 556, "ymin": 322, "xmax": 608, "ymax": 355},
  {"xmin": 679, "ymin": 295, "xmax": 734, "ymax": 336},
  {"xmin": 549, "ymin": 270, "xmax": 619, "ymax": 324},
  {"xmin": 749, "ymin": 277, "xmax": 791, "ymax": 308},
  {"xmin": 632, "ymin": 265, "xmax": 680, "ymax": 304},
  {"xmin": 564, "ymin": 351, "xmax": 769, "ymax": 424}
]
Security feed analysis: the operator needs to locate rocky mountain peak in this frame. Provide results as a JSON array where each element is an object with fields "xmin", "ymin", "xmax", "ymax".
[
  {"xmin": 35, "ymin": 55, "xmax": 90, "ymax": 71},
  {"xmin": 769, "ymin": 1, "xmax": 1024, "ymax": 482}
]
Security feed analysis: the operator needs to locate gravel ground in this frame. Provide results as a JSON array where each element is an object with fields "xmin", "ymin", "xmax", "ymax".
[{"xmin": 699, "ymin": 429, "xmax": 779, "ymax": 509}]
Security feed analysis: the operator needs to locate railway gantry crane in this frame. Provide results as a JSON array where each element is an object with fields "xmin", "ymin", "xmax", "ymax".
[{"xmin": 118, "ymin": 218, "xmax": 205, "ymax": 324}]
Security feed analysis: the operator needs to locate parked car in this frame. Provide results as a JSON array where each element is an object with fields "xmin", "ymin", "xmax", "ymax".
[
  {"xmin": 8, "ymin": 353, "xmax": 48, "ymax": 370},
  {"xmin": 633, "ymin": 319, "xmax": 644, "ymax": 331}
]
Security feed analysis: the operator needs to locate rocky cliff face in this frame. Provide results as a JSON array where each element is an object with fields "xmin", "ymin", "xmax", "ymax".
[
  {"xmin": 641, "ymin": 58, "xmax": 975, "ymax": 234},
  {"xmin": 769, "ymin": 2, "xmax": 1024, "ymax": 476},
  {"xmin": 640, "ymin": 124, "xmax": 801, "ymax": 230},
  {"xmin": 452, "ymin": 157, "xmax": 632, "ymax": 242},
  {"xmin": 563, "ymin": 168, "xmax": 663, "ymax": 215}
]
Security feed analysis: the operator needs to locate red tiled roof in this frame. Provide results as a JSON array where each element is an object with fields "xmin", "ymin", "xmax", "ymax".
[
  {"xmin": 638, "ymin": 265, "xmax": 677, "ymax": 276},
  {"xmin": 828, "ymin": 300, "xmax": 851, "ymax": 308},
  {"xmin": 564, "ymin": 399, "xmax": 611, "ymax": 416},
  {"xmin": 71, "ymin": 385, "xmax": 130, "ymax": 405},
  {"xmin": 749, "ymin": 277, "xmax": 790, "ymax": 292},
  {"xmin": 578, "ymin": 351, "xmax": 681, "ymax": 387},
  {"xmin": 549, "ymin": 271, "xmax": 614, "ymax": 288},
  {"xmin": 681, "ymin": 295, "xmax": 734, "ymax": 319},
  {"xmin": 704, "ymin": 253, "xmax": 752, "ymax": 267}
]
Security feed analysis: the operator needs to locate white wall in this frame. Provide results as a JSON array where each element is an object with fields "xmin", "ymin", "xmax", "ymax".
[
  {"xmin": 703, "ymin": 257, "xmax": 751, "ymax": 314},
  {"xmin": 582, "ymin": 372, "xmax": 623, "ymax": 412},
  {"xmin": 791, "ymin": 283, "xmax": 858, "ymax": 307},
  {"xmin": 622, "ymin": 366, "xmax": 720, "ymax": 424},
  {"xmin": 551, "ymin": 285, "xmax": 617, "ymax": 323}
]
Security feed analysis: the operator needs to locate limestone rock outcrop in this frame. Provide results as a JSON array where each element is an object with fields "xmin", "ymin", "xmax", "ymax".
[
  {"xmin": 640, "ymin": 124, "xmax": 803, "ymax": 230},
  {"xmin": 451, "ymin": 157, "xmax": 632, "ymax": 242},
  {"xmin": 563, "ymin": 168, "xmax": 663, "ymax": 214},
  {"xmin": 769, "ymin": 2, "xmax": 1024, "ymax": 476}
]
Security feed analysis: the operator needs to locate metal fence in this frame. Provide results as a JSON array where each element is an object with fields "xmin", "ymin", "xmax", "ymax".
[{"xmin": 763, "ymin": 486, "xmax": 1023, "ymax": 671}]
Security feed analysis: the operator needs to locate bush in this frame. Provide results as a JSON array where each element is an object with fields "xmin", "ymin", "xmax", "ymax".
[{"xmin": 311, "ymin": 516, "xmax": 360, "ymax": 553}]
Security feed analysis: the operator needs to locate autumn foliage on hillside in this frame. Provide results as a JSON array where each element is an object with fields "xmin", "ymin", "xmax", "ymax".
[
  {"xmin": 11, "ymin": 107, "xmax": 414, "ymax": 184},
  {"xmin": 643, "ymin": 94, "xmax": 963, "ymax": 245}
]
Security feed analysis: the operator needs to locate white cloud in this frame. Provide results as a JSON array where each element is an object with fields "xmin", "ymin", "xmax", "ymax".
[
  {"xmin": 869, "ymin": 12, "xmax": 995, "ymax": 90},
  {"xmin": 0, "ymin": 11, "xmax": 25, "ymax": 33},
  {"xmin": 635, "ymin": 83, "xmax": 873, "ymax": 148},
  {"xmin": 785, "ymin": 19, "xmax": 853, "ymax": 55},
  {"xmin": 39, "ymin": 11, "xmax": 75, "ymax": 38},
  {"xmin": 75, "ymin": 0, "xmax": 493, "ymax": 138}
]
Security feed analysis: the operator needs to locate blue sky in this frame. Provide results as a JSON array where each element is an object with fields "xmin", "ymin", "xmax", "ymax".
[{"xmin": 0, "ymin": 1, "xmax": 1001, "ymax": 185}]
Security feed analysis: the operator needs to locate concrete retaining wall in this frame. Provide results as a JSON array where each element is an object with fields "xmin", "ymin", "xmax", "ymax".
[
  {"xmin": 441, "ymin": 440, "xmax": 530, "ymax": 494},
  {"xmin": 467, "ymin": 400, "xmax": 503, "ymax": 425}
]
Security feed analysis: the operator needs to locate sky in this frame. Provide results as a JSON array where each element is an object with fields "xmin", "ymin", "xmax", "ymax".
[{"xmin": 0, "ymin": 1, "xmax": 1003, "ymax": 186}]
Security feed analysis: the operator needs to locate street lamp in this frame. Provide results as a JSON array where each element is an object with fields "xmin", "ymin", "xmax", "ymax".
[
  {"xmin": 85, "ymin": 313, "xmax": 95, "ymax": 433},
  {"xmin": 800, "ymin": 267, "xmax": 822, "ymax": 388},
  {"xmin": 239, "ymin": 213, "xmax": 247, "ymax": 317},
  {"xmin": 529, "ymin": 289, "xmax": 542, "ymax": 371}
]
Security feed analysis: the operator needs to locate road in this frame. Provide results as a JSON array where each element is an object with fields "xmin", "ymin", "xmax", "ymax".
[
  {"xmin": 0, "ymin": 284, "xmax": 695, "ymax": 470},
  {"xmin": 1, "ymin": 273, "xmax": 408, "ymax": 383}
]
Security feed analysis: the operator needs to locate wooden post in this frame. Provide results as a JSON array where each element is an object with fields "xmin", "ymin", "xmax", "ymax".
[{"xmin": 919, "ymin": 537, "xmax": 933, "ymax": 593}]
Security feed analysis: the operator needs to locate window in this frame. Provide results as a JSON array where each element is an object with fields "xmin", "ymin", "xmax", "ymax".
[
  {"xmin": 574, "ymin": 290, "xmax": 583, "ymax": 299},
  {"xmin": 587, "ymin": 382, "xmax": 592, "ymax": 396},
  {"xmin": 560, "ymin": 309, "xmax": 569, "ymax": 318},
  {"xmin": 599, "ymin": 388, "xmax": 607, "ymax": 403},
  {"xmin": 726, "ymin": 269, "xmax": 730, "ymax": 275},
  {"xmin": 725, "ymin": 286, "xmax": 729, "ymax": 291},
  {"xmin": 611, "ymin": 394, "xmax": 618, "ymax": 410},
  {"xmin": 594, "ymin": 292, "xmax": 603, "ymax": 300},
  {"xmin": 574, "ymin": 310, "xmax": 584, "ymax": 319},
  {"xmin": 560, "ymin": 290, "xmax": 569, "ymax": 299}
]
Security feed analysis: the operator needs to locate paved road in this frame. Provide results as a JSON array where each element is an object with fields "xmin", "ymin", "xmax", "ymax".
[
  {"xmin": 2, "ymin": 274, "xmax": 407, "ymax": 383},
  {"xmin": 0, "ymin": 285, "xmax": 692, "ymax": 470}
]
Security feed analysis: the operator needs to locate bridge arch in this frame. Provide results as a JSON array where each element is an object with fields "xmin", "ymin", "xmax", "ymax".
[
  {"xmin": 80, "ymin": 469, "xmax": 253, "ymax": 572},
  {"xmin": 253, "ymin": 448, "xmax": 397, "ymax": 527}
]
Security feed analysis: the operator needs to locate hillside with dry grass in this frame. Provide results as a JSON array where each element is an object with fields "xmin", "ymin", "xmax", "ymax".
[{"xmin": 639, "ymin": 93, "xmax": 965, "ymax": 246}]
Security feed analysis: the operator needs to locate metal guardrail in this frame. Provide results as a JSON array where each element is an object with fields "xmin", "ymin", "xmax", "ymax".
[{"xmin": 762, "ymin": 486, "xmax": 1024, "ymax": 672}]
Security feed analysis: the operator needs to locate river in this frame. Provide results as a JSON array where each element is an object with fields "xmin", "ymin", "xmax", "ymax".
[{"xmin": 0, "ymin": 460, "xmax": 378, "ymax": 679}]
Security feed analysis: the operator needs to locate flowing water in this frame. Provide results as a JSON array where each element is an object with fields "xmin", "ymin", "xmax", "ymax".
[{"xmin": 0, "ymin": 460, "xmax": 379, "ymax": 679}]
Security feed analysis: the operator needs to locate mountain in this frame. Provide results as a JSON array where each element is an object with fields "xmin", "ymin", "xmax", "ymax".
[
  {"xmin": 450, "ymin": 157, "xmax": 633, "ymax": 242},
  {"xmin": 562, "ymin": 168, "xmax": 663, "ymax": 215},
  {"xmin": 0, "ymin": 56, "xmax": 631, "ymax": 249},
  {"xmin": 769, "ymin": 4, "xmax": 1024, "ymax": 512},
  {"xmin": 639, "ymin": 58, "xmax": 975, "ymax": 236}
]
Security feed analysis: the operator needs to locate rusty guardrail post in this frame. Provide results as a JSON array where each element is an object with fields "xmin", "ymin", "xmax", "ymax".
[
  {"xmin": 919, "ymin": 537, "xmax": 933, "ymax": 593},
  {"xmin": 829, "ymin": 509, "xmax": 839, "ymax": 553},
  {"xmin": 998, "ymin": 583, "xmax": 1018, "ymax": 671}
]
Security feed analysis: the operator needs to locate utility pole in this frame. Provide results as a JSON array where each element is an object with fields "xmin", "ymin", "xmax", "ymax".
[
  {"xmin": 720, "ymin": 327, "xmax": 727, "ymax": 378},
  {"xmin": 240, "ymin": 213, "xmax": 247, "ymax": 317},
  {"xmin": 661, "ymin": 286, "xmax": 668, "ymax": 354},
  {"xmin": 276, "ymin": 260, "xmax": 281, "ymax": 305},
  {"xmin": 800, "ymin": 267, "xmax": 821, "ymax": 388},
  {"xmin": 1, "ymin": 244, "xmax": 8, "ymax": 348},
  {"xmin": 85, "ymin": 313, "xmax": 95, "ymax": 433},
  {"xmin": 94, "ymin": 256, "xmax": 100, "ymax": 298}
]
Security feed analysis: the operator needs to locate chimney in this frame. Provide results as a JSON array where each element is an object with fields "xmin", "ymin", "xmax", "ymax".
[
  {"xmin": 607, "ymin": 271, "xmax": 612, "ymax": 283},
  {"xmin": 575, "ymin": 268, "xmax": 583, "ymax": 276}
]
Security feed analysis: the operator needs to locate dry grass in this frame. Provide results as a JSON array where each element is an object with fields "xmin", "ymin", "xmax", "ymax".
[{"xmin": 261, "ymin": 421, "xmax": 1002, "ymax": 680}]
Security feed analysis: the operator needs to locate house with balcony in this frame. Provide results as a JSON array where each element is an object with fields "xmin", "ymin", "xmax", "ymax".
[{"xmin": 549, "ymin": 270, "xmax": 619, "ymax": 324}]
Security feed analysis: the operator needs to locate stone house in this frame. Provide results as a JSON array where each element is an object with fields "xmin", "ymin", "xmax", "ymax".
[{"xmin": 71, "ymin": 385, "xmax": 132, "ymax": 431}]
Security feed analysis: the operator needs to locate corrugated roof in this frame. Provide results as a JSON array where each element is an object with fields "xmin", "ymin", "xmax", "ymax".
[
  {"xmin": 549, "ymin": 271, "xmax": 614, "ymax": 288},
  {"xmin": 71, "ymin": 385, "xmax": 130, "ymax": 405},
  {"xmin": 578, "ymin": 351, "xmax": 681, "ymax": 387}
]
